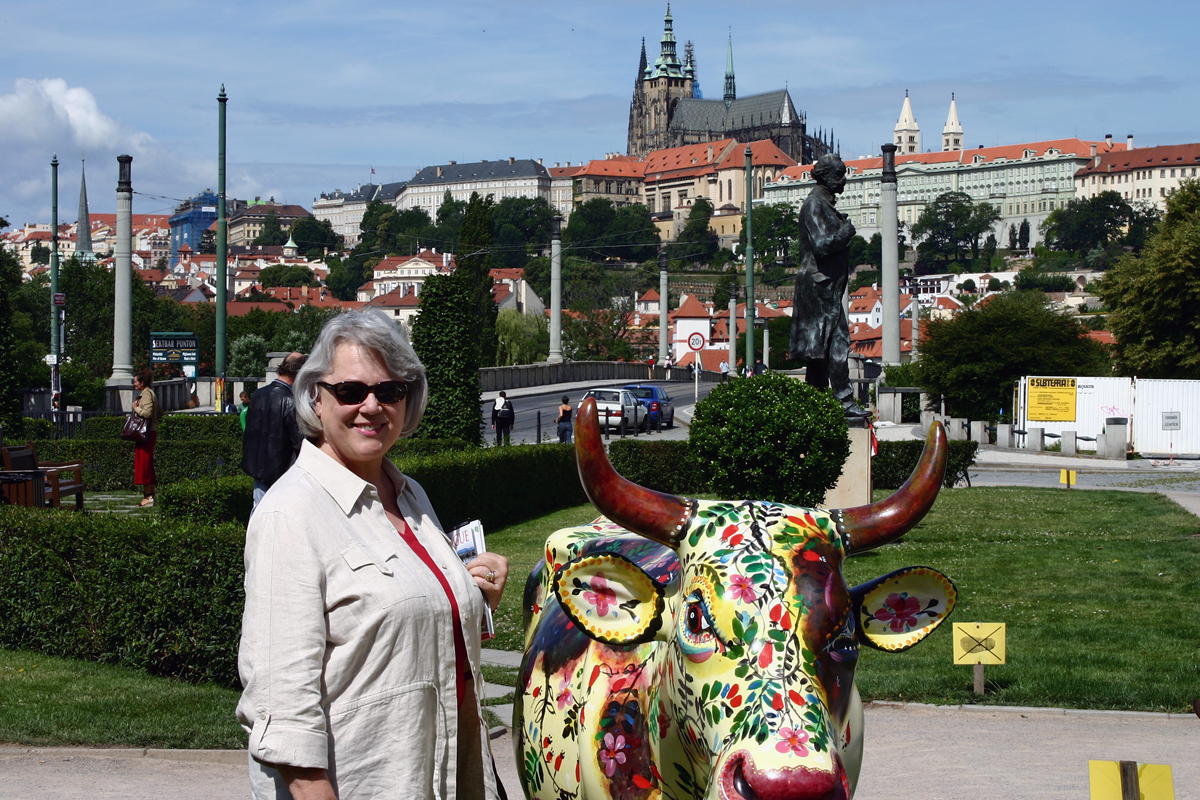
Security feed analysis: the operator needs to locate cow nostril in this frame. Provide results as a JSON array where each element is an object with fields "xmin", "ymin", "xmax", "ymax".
[{"xmin": 732, "ymin": 760, "xmax": 761, "ymax": 800}]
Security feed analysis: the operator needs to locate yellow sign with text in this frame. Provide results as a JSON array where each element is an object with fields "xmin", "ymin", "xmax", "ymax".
[
  {"xmin": 952, "ymin": 622, "xmax": 1006, "ymax": 665},
  {"xmin": 1089, "ymin": 760, "xmax": 1174, "ymax": 800},
  {"xmin": 1028, "ymin": 377, "xmax": 1077, "ymax": 421}
]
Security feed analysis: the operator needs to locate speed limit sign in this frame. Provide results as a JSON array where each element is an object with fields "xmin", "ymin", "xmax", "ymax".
[{"xmin": 687, "ymin": 332, "xmax": 706, "ymax": 351}]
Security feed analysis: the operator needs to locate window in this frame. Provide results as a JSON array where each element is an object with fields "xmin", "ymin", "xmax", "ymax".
[
  {"xmin": 1161, "ymin": 170, "xmax": 1166, "ymax": 178},
  {"xmin": 1171, "ymin": 169, "xmax": 1176, "ymax": 178}
]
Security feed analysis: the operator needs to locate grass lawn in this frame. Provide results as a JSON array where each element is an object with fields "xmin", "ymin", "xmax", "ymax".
[
  {"xmin": 0, "ymin": 648, "xmax": 245, "ymax": 749},
  {"xmin": 5, "ymin": 486, "xmax": 1194, "ymax": 749},
  {"xmin": 487, "ymin": 487, "xmax": 1200, "ymax": 713}
]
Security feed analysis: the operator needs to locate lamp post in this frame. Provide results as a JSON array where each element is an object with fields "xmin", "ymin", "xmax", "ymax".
[
  {"xmin": 215, "ymin": 86, "xmax": 228, "ymax": 380},
  {"xmin": 881, "ymin": 143, "xmax": 901, "ymax": 365},
  {"xmin": 50, "ymin": 155, "xmax": 60, "ymax": 399},
  {"xmin": 547, "ymin": 214, "xmax": 563, "ymax": 363},
  {"xmin": 658, "ymin": 249, "xmax": 669, "ymax": 364},
  {"xmin": 727, "ymin": 281, "xmax": 737, "ymax": 371},
  {"xmin": 743, "ymin": 145, "xmax": 755, "ymax": 370}
]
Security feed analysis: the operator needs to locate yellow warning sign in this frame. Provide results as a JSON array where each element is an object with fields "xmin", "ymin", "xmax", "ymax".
[
  {"xmin": 1028, "ymin": 377, "xmax": 1077, "ymax": 421},
  {"xmin": 1089, "ymin": 760, "xmax": 1174, "ymax": 800},
  {"xmin": 1060, "ymin": 469, "xmax": 1077, "ymax": 487},
  {"xmin": 952, "ymin": 622, "xmax": 1006, "ymax": 665}
]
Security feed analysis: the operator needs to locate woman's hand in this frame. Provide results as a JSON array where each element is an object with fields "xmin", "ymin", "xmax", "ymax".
[
  {"xmin": 466, "ymin": 552, "xmax": 509, "ymax": 612},
  {"xmin": 276, "ymin": 765, "xmax": 337, "ymax": 800}
]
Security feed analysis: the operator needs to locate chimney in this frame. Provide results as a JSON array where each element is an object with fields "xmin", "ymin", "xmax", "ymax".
[
  {"xmin": 508, "ymin": 157, "xmax": 515, "ymax": 165},
  {"xmin": 1126, "ymin": 134, "xmax": 1135, "ymax": 151},
  {"xmin": 707, "ymin": 145, "xmax": 714, "ymax": 163},
  {"xmin": 1105, "ymin": 134, "xmax": 1113, "ymax": 147},
  {"xmin": 437, "ymin": 166, "xmax": 443, "ymax": 178},
  {"xmin": 443, "ymin": 252, "xmax": 450, "ymax": 268},
  {"xmin": 448, "ymin": 160, "xmax": 457, "ymax": 165},
  {"xmin": 538, "ymin": 158, "xmax": 543, "ymax": 165},
  {"xmin": 1090, "ymin": 143, "xmax": 1097, "ymax": 157}
]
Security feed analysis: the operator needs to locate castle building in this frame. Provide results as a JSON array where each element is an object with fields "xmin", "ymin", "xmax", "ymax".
[
  {"xmin": 626, "ymin": 7, "xmax": 830, "ymax": 164},
  {"xmin": 894, "ymin": 91, "xmax": 921, "ymax": 154}
]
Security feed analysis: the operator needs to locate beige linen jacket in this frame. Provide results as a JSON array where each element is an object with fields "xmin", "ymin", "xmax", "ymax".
[{"xmin": 237, "ymin": 441, "xmax": 499, "ymax": 800}]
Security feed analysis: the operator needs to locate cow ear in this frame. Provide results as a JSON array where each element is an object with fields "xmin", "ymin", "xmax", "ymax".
[
  {"xmin": 553, "ymin": 552, "xmax": 667, "ymax": 646},
  {"xmin": 851, "ymin": 566, "xmax": 957, "ymax": 652}
]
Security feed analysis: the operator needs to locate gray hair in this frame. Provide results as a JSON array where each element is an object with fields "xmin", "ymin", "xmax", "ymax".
[{"xmin": 293, "ymin": 309, "xmax": 428, "ymax": 439}]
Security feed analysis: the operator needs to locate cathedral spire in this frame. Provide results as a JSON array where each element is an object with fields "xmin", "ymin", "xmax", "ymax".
[
  {"xmin": 649, "ymin": 4, "xmax": 684, "ymax": 79},
  {"xmin": 894, "ymin": 90, "xmax": 921, "ymax": 154},
  {"xmin": 638, "ymin": 37, "xmax": 648, "ymax": 81},
  {"xmin": 76, "ymin": 156, "xmax": 93, "ymax": 258},
  {"xmin": 723, "ymin": 30, "xmax": 736, "ymax": 108}
]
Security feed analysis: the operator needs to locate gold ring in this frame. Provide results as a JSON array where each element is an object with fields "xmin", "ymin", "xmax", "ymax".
[{"xmin": 486, "ymin": 570, "xmax": 496, "ymax": 583}]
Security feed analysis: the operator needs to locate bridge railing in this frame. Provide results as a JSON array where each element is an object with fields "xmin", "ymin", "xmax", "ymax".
[{"xmin": 480, "ymin": 362, "xmax": 719, "ymax": 392}]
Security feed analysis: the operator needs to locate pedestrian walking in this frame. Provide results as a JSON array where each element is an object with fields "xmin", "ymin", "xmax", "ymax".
[
  {"xmin": 242, "ymin": 352, "xmax": 307, "ymax": 509},
  {"xmin": 556, "ymin": 395, "xmax": 573, "ymax": 444},
  {"xmin": 754, "ymin": 358, "xmax": 766, "ymax": 376},
  {"xmin": 491, "ymin": 391, "xmax": 514, "ymax": 446},
  {"xmin": 720, "ymin": 360, "xmax": 730, "ymax": 382},
  {"xmin": 131, "ymin": 369, "xmax": 165, "ymax": 507},
  {"xmin": 238, "ymin": 391, "xmax": 251, "ymax": 431}
]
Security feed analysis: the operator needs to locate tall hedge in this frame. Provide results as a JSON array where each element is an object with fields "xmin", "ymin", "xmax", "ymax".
[
  {"xmin": 160, "ymin": 443, "xmax": 587, "ymax": 532},
  {"xmin": 30, "ymin": 439, "xmax": 244, "ymax": 491},
  {"xmin": 873, "ymin": 440, "xmax": 978, "ymax": 490},
  {"xmin": 80, "ymin": 414, "xmax": 242, "ymax": 441},
  {"xmin": 608, "ymin": 439, "xmax": 707, "ymax": 496},
  {"xmin": 0, "ymin": 507, "xmax": 245, "ymax": 686}
]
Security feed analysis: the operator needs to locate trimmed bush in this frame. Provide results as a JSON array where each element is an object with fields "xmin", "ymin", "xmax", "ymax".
[
  {"xmin": 159, "ymin": 476, "xmax": 255, "ymax": 526},
  {"xmin": 21, "ymin": 417, "xmax": 52, "ymax": 439},
  {"xmin": 608, "ymin": 439, "xmax": 708, "ymax": 496},
  {"xmin": 29, "ymin": 439, "xmax": 244, "ymax": 491},
  {"xmin": 874, "ymin": 440, "xmax": 979, "ymax": 490},
  {"xmin": 689, "ymin": 373, "xmax": 850, "ymax": 506},
  {"xmin": 158, "ymin": 444, "xmax": 586, "ymax": 533},
  {"xmin": 0, "ymin": 507, "xmax": 244, "ymax": 687},
  {"xmin": 395, "ymin": 444, "xmax": 585, "ymax": 532},
  {"xmin": 389, "ymin": 437, "xmax": 473, "ymax": 457},
  {"xmin": 80, "ymin": 414, "xmax": 243, "ymax": 442},
  {"xmin": 79, "ymin": 415, "xmax": 126, "ymax": 439}
]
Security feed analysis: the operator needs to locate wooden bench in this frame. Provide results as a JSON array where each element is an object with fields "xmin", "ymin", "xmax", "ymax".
[{"xmin": 1, "ymin": 444, "xmax": 85, "ymax": 511}]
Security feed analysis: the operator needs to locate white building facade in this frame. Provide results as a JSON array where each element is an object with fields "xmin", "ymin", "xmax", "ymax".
[{"xmin": 396, "ymin": 158, "xmax": 551, "ymax": 212}]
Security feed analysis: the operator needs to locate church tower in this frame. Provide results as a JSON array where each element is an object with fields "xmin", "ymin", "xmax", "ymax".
[
  {"xmin": 894, "ymin": 90, "xmax": 920, "ymax": 154},
  {"xmin": 941, "ymin": 93, "xmax": 963, "ymax": 151},
  {"xmin": 627, "ymin": 5, "xmax": 694, "ymax": 157},
  {"xmin": 723, "ymin": 32, "xmax": 736, "ymax": 108},
  {"xmin": 76, "ymin": 157, "xmax": 93, "ymax": 260}
]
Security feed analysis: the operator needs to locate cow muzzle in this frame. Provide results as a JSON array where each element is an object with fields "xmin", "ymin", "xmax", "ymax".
[{"xmin": 718, "ymin": 750, "xmax": 849, "ymax": 800}]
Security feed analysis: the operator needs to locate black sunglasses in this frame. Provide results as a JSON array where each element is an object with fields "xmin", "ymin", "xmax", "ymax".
[{"xmin": 317, "ymin": 380, "xmax": 409, "ymax": 405}]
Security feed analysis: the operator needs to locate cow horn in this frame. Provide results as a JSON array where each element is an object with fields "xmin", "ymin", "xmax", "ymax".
[
  {"xmin": 574, "ymin": 398, "xmax": 692, "ymax": 549},
  {"xmin": 838, "ymin": 421, "xmax": 947, "ymax": 553}
]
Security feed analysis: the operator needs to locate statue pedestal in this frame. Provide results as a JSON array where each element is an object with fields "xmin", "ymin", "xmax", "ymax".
[{"xmin": 824, "ymin": 422, "xmax": 872, "ymax": 509}]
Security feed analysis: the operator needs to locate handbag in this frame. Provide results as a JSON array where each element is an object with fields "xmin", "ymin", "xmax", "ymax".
[{"xmin": 121, "ymin": 413, "xmax": 149, "ymax": 443}]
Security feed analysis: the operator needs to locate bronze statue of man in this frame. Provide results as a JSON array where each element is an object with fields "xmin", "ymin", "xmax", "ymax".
[{"xmin": 789, "ymin": 153, "xmax": 868, "ymax": 417}]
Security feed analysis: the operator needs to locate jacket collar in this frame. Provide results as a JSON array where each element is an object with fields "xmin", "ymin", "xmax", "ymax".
[{"xmin": 294, "ymin": 439, "xmax": 409, "ymax": 516}]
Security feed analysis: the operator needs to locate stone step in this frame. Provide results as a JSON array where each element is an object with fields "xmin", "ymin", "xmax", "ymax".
[{"xmin": 479, "ymin": 649, "xmax": 522, "ymax": 668}]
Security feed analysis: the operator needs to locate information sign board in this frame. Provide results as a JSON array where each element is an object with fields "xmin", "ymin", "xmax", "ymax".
[
  {"xmin": 150, "ymin": 331, "xmax": 199, "ymax": 364},
  {"xmin": 1162, "ymin": 411, "xmax": 1181, "ymax": 431},
  {"xmin": 952, "ymin": 622, "xmax": 1006, "ymax": 665},
  {"xmin": 1027, "ymin": 377, "xmax": 1077, "ymax": 421}
]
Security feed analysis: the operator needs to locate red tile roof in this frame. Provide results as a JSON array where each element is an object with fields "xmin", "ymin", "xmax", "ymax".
[
  {"xmin": 1075, "ymin": 143, "xmax": 1200, "ymax": 177},
  {"xmin": 366, "ymin": 287, "xmax": 421, "ymax": 308},
  {"xmin": 673, "ymin": 294, "xmax": 711, "ymax": 318}
]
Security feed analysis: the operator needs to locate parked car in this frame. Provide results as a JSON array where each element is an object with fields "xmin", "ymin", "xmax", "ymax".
[
  {"xmin": 579, "ymin": 388, "xmax": 647, "ymax": 431},
  {"xmin": 623, "ymin": 384, "xmax": 675, "ymax": 428}
]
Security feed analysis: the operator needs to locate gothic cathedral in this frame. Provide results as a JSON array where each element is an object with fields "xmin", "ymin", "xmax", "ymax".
[{"xmin": 626, "ymin": 6, "xmax": 833, "ymax": 164}]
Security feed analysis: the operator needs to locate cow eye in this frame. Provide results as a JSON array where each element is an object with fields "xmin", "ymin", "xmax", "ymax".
[{"xmin": 685, "ymin": 601, "xmax": 712, "ymax": 636}]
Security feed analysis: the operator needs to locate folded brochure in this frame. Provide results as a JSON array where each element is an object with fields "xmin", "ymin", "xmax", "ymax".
[{"xmin": 448, "ymin": 519, "xmax": 495, "ymax": 640}]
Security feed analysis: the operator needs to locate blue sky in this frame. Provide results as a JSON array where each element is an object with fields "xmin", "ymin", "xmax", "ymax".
[{"xmin": 2, "ymin": 0, "xmax": 1196, "ymax": 225}]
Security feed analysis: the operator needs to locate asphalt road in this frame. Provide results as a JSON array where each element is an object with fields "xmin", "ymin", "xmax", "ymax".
[{"xmin": 479, "ymin": 379, "xmax": 719, "ymax": 445}]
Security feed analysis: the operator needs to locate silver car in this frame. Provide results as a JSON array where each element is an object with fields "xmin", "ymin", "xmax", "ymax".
[{"xmin": 579, "ymin": 388, "xmax": 647, "ymax": 431}]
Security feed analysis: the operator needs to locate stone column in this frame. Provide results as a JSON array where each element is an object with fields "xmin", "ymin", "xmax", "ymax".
[
  {"xmin": 880, "ymin": 144, "xmax": 901, "ymax": 365},
  {"xmin": 109, "ymin": 155, "xmax": 134, "ymax": 388},
  {"xmin": 547, "ymin": 215, "xmax": 563, "ymax": 363},
  {"xmin": 658, "ymin": 250, "xmax": 669, "ymax": 363}
]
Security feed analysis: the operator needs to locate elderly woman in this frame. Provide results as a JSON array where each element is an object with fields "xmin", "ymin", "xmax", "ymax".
[
  {"xmin": 237, "ymin": 309, "xmax": 509, "ymax": 800},
  {"xmin": 131, "ymin": 370, "xmax": 164, "ymax": 507}
]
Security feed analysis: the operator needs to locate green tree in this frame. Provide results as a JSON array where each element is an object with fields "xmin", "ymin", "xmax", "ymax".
[
  {"xmin": 847, "ymin": 234, "xmax": 870, "ymax": 268},
  {"xmin": 410, "ymin": 273, "xmax": 480, "ymax": 444},
  {"xmin": 490, "ymin": 196, "xmax": 553, "ymax": 271},
  {"xmin": 0, "ymin": 237, "xmax": 27, "ymax": 433},
  {"xmin": 30, "ymin": 242, "xmax": 51, "ymax": 265},
  {"xmin": 911, "ymin": 192, "xmax": 1001, "ymax": 270},
  {"xmin": 258, "ymin": 264, "xmax": 315, "ymax": 287},
  {"xmin": 1014, "ymin": 269, "xmax": 1074, "ymax": 292},
  {"xmin": 960, "ymin": 278, "xmax": 977, "ymax": 293},
  {"xmin": 563, "ymin": 198, "xmax": 617, "ymax": 261},
  {"xmin": 435, "ymin": 191, "xmax": 468, "ymax": 253},
  {"xmin": 457, "ymin": 193, "xmax": 499, "ymax": 367},
  {"xmin": 523, "ymin": 255, "xmax": 550, "ymax": 300},
  {"xmin": 1008, "ymin": 223, "xmax": 1018, "ymax": 251},
  {"xmin": 608, "ymin": 204, "xmax": 661, "ymax": 263},
  {"xmin": 739, "ymin": 202, "xmax": 799, "ymax": 263},
  {"xmin": 914, "ymin": 291, "xmax": 1109, "ymax": 420},
  {"xmin": 981, "ymin": 233, "xmax": 998, "ymax": 265},
  {"xmin": 252, "ymin": 211, "xmax": 290, "ymax": 246},
  {"xmin": 288, "ymin": 216, "xmax": 343, "ymax": 259},
  {"xmin": 228, "ymin": 334, "xmax": 268, "ymax": 377},
  {"xmin": 670, "ymin": 198, "xmax": 718, "ymax": 265},
  {"xmin": 1018, "ymin": 219, "xmax": 1031, "ymax": 251},
  {"xmin": 495, "ymin": 307, "xmax": 549, "ymax": 365},
  {"xmin": 1095, "ymin": 179, "xmax": 1200, "ymax": 378}
]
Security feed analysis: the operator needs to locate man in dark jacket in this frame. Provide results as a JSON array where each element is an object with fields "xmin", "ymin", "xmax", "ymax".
[
  {"xmin": 242, "ymin": 351, "xmax": 307, "ymax": 507},
  {"xmin": 491, "ymin": 391, "xmax": 515, "ymax": 446},
  {"xmin": 789, "ymin": 154, "xmax": 868, "ymax": 418}
]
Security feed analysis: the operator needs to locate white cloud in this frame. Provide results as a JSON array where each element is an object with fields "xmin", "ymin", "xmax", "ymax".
[{"xmin": 0, "ymin": 78, "xmax": 148, "ymax": 152}]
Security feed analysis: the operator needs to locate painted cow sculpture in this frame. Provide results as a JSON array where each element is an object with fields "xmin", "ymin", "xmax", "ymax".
[{"xmin": 515, "ymin": 399, "xmax": 957, "ymax": 800}]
